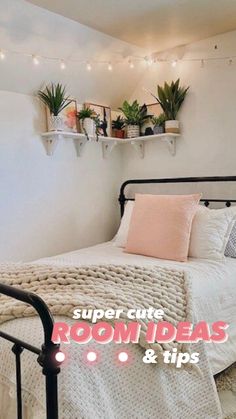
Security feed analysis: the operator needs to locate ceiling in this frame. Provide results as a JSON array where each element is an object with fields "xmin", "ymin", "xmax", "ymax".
[{"xmin": 27, "ymin": 0, "xmax": 236, "ymax": 52}]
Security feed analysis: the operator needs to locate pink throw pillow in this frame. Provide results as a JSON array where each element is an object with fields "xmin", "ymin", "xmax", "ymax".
[{"xmin": 125, "ymin": 193, "xmax": 201, "ymax": 262}]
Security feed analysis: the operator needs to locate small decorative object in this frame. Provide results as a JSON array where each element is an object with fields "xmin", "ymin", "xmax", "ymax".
[
  {"xmin": 38, "ymin": 83, "xmax": 73, "ymax": 131},
  {"xmin": 152, "ymin": 113, "xmax": 166, "ymax": 134},
  {"xmin": 84, "ymin": 103, "xmax": 112, "ymax": 136},
  {"xmin": 112, "ymin": 116, "xmax": 125, "ymax": 139},
  {"xmin": 60, "ymin": 100, "xmax": 78, "ymax": 132},
  {"xmin": 119, "ymin": 100, "xmax": 152, "ymax": 138},
  {"xmin": 145, "ymin": 127, "xmax": 154, "ymax": 136},
  {"xmin": 77, "ymin": 107, "xmax": 96, "ymax": 139},
  {"xmin": 150, "ymin": 79, "xmax": 189, "ymax": 134}
]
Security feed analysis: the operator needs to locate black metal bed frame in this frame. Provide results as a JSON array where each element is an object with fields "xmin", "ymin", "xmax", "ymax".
[
  {"xmin": 119, "ymin": 175, "xmax": 236, "ymax": 216},
  {"xmin": 1, "ymin": 175, "xmax": 236, "ymax": 419},
  {"xmin": 0, "ymin": 283, "xmax": 61, "ymax": 419}
]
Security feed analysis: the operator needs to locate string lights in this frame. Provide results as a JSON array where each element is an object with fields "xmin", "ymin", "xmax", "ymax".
[
  {"xmin": 0, "ymin": 47, "xmax": 236, "ymax": 70},
  {"xmin": 86, "ymin": 62, "xmax": 92, "ymax": 71},
  {"xmin": 107, "ymin": 62, "xmax": 113, "ymax": 71},
  {"xmin": 32, "ymin": 55, "xmax": 39, "ymax": 65},
  {"xmin": 0, "ymin": 50, "xmax": 5, "ymax": 60},
  {"xmin": 129, "ymin": 60, "xmax": 134, "ymax": 69},
  {"xmin": 60, "ymin": 60, "xmax": 66, "ymax": 70}
]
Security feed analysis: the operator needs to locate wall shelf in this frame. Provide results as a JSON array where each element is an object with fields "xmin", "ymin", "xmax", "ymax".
[
  {"xmin": 41, "ymin": 131, "xmax": 87, "ymax": 156},
  {"xmin": 98, "ymin": 133, "xmax": 180, "ymax": 158},
  {"xmin": 41, "ymin": 131, "xmax": 180, "ymax": 158}
]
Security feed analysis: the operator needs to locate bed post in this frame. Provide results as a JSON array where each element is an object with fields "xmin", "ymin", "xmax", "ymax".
[{"xmin": 0, "ymin": 283, "xmax": 61, "ymax": 419}]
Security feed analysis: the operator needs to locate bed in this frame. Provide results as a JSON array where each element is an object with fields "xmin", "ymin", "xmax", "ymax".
[{"xmin": 1, "ymin": 176, "xmax": 236, "ymax": 419}]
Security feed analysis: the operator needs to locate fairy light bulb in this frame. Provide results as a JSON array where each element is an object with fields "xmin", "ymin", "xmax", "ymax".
[
  {"xmin": 0, "ymin": 50, "xmax": 5, "ymax": 60},
  {"xmin": 60, "ymin": 60, "xmax": 66, "ymax": 70},
  {"xmin": 108, "ymin": 62, "xmax": 113, "ymax": 71},
  {"xmin": 171, "ymin": 60, "xmax": 177, "ymax": 67},
  {"xmin": 32, "ymin": 55, "xmax": 39, "ymax": 65},
  {"xmin": 129, "ymin": 60, "xmax": 134, "ymax": 69},
  {"xmin": 146, "ymin": 57, "xmax": 153, "ymax": 66},
  {"xmin": 86, "ymin": 62, "xmax": 92, "ymax": 71}
]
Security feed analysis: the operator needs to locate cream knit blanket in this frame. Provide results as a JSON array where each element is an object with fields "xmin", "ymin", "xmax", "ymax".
[{"xmin": 0, "ymin": 263, "xmax": 192, "ymax": 357}]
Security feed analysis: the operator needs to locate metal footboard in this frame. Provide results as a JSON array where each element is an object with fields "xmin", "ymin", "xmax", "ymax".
[{"xmin": 0, "ymin": 283, "xmax": 62, "ymax": 419}]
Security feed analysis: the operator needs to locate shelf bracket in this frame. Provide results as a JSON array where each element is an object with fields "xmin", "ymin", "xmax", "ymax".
[
  {"xmin": 131, "ymin": 140, "xmax": 145, "ymax": 158},
  {"xmin": 73, "ymin": 137, "xmax": 87, "ymax": 157},
  {"xmin": 42, "ymin": 134, "xmax": 61, "ymax": 156},
  {"xmin": 163, "ymin": 137, "xmax": 176, "ymax": 156},
  {"xmin": 102, "ymin": 140, "xmax": 117, "ymax": 159}
]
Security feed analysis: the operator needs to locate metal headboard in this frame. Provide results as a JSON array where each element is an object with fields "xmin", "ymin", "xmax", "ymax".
[{"xmin": 119, "ymin": 176, "xmax": 236, "ymax": 216}]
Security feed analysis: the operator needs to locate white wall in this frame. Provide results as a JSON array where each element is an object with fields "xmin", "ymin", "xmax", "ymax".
[
  {"xmin": 0, "ymin": 90, "xmax": 122, "ymax": 261},
  {"xmin": 122, "ymin": 30, "xmax": 236, "ymax": 182}
]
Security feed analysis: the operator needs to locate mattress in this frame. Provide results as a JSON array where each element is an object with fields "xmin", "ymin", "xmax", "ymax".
[{"xmin": 38, "ymin": 241, "xmax": 236, "ymax": 375}]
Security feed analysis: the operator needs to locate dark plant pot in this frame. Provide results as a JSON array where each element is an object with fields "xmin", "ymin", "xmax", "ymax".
[
  {"xmin": 115, "ymin": 129, "xmax": 125, "ymax": 139},
  {"xmin": 153, "ymin": 125, "xmax": 164, "ymax": 134}
]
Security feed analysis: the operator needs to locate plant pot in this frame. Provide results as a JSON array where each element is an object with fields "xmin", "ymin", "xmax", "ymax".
[
  {"xmin": 165, "ymin": 120, "xmax": 180, "ymax": 134},
  {"xmin": 82, "ymin": 118, "xmax": 95, "ymax": 138},
  {"xmin": 153, "ymin": 125, "xmax": 164, "ymax": 134},
  {"xmin": 49, "ymin": 114, "xmax": 64, "ymax": 131},
  {"xmin": 114, "ymin": 129, "xmax": 125, "ymax": 139},
  {"xmin": 126, "ymin": 125, "xmax": 140, "ymax": 139}
]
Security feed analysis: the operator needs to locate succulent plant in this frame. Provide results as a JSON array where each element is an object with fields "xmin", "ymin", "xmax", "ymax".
[
  {"xmin": 150, "ymin": 79, "xmax": 189, "ymax": 120},
  {"xmin": 38, "ymin": 83, "xmax": 72, "ymax": 116}
]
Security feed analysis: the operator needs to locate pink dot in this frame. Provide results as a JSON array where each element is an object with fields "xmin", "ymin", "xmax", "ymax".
[
  {"xmin": 118, "ymin": 351, "xmax": 128, "ymax": 363},
  {"xmin": 87, "ymin": 351, "xmax": 97, "ymax": 362},
  {"xmin": 55, "ymin": 351, "xmax": 65, "ymax": 363}
]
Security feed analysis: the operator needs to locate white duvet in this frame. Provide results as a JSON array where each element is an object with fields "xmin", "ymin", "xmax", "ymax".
[{"xmin": 0, "ymin": 241, "xmax": 235, "ymax": 418}]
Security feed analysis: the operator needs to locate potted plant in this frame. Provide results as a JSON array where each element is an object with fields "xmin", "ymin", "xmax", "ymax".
[
  {"xmin": 119, "ymin": 100, "xmax": 152, "ymax": 138},
  {"xmin": 77, "ymin": 107, "xmax": 96, "ymax": 139},
  {"xmin": 152, "ymin": 113, "xmax": 166, "ymax": 134},
  {"xmin": 150, "ymin": 79, "xmax": 189, "ymax": 133},
  {"xmin": 112, "ymin": 116, "xmax": 125, "ymax": 138},
  {"xmin": 38, "ymin": 83, "xmax": 72, "ymax": 131}
]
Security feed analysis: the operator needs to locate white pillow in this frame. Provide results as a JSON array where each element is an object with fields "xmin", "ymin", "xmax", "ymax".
[
  {"xmin": 189, "ymin": 206, "xmax": 236, "ymax": 260},
  {"xmin": 113, "ymin": 201, "xmax": 134, "ymax": 247}
]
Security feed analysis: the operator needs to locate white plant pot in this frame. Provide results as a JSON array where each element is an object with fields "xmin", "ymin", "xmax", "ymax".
[
  {"xmin": 127, "ymin": 125, "xmax": 140, "ymax": 138},
  {"xmin": 82, "ymin": 118, "xmax": 95, "ymax": 138},
  {"xmin": 49, "ymin": 114, "xmax": 64, "ymax": 131},
  {"xmin": 165, "ymin": 120, "xmax": 180, "ymax": 134}
]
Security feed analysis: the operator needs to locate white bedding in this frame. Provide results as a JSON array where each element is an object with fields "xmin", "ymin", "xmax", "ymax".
[
  {"xmin": 0, "ymin": 241, "xmax": 235, "ymax": 418},
  {"xmin": 39, "ymin": 241, "xmax": 236, "ymax": 375}
]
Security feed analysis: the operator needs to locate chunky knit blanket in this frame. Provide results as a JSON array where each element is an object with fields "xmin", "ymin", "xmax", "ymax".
[{"xmin": 0, "ymin": 263, "xmax": 192, "ymax": 357}]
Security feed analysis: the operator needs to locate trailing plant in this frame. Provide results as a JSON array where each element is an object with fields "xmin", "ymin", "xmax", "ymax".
[
  {"xmin": 37, "ymin": 83, "xmax": 72, "ymax": 116},
  {"xmin": 112, "ymin": 115, "xmax": 125, "ymax": 130},
  {"xmin": 152, "ymin": 113, "xmax": 166, "ymax": 127},
  {"xmin": 93, "ymin": 115, "xmax": 101, "ymax": 141},
  {"xmin": 150, "ymin": 79, "xmax": 189, "ymax": 120},
  {"xmin": 118, "ymin": 100, "xmax": 152, "ymax": 126},
  {"xmin": 77, "ymin": 107, "xmax": 98, "ymax": 141},
  {"xmin": 77, "ymin": 107, "xmax": 96, "ymax": 120}
]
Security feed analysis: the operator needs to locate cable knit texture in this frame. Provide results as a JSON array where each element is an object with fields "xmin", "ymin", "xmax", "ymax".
[{"xmin": 0, "ymin": 263, "xmax": 192, "ymax": 358}]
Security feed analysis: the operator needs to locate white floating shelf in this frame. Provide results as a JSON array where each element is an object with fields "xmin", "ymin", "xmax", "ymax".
[
  {"xmin": 41, "ymin": 131, "xmax": 87, "ymax": 156},
  {"xmin": 98, "ymin": 133, "xmax": 180, "ymax": 158},
  {"xmin": 40, "ymin": 131, "xmax": 180, "ymax": 158}
]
